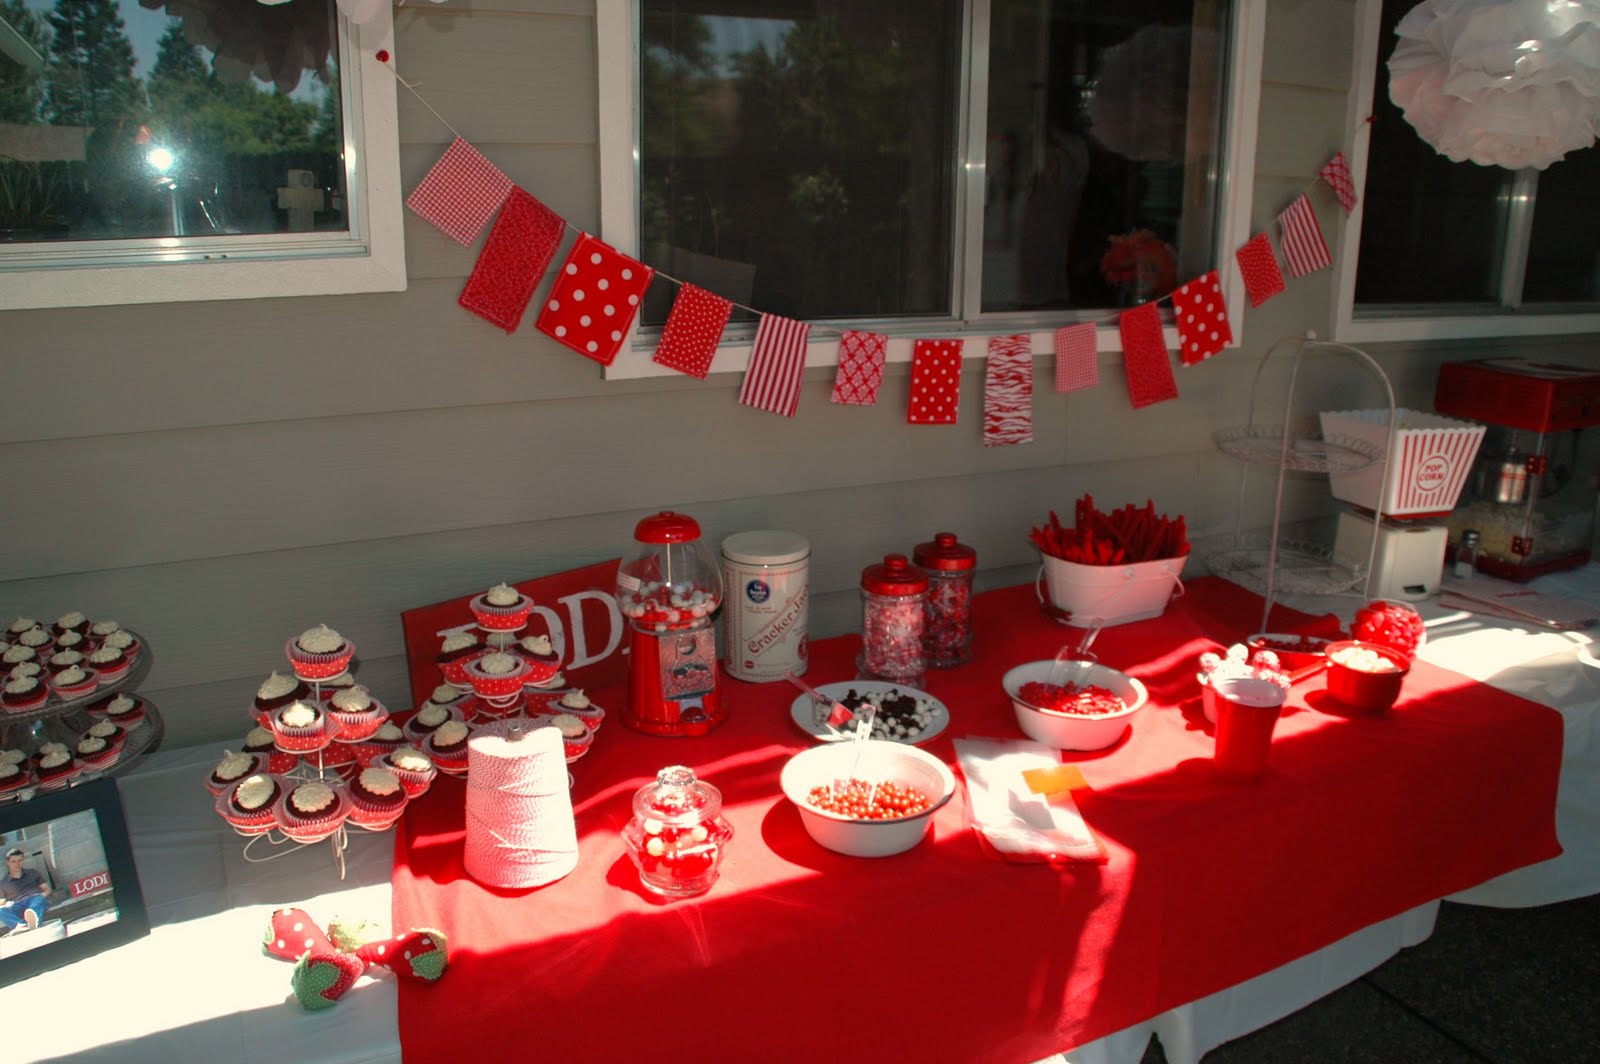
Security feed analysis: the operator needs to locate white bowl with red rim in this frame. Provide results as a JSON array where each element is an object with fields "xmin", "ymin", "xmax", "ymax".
[
  {"xmin": 1002, "ymin": 659, "xmax": 1148, "ymax": 751},
  {"xmin": 779, "ymin": 740, "xmax": 955, "ymax": 858}
]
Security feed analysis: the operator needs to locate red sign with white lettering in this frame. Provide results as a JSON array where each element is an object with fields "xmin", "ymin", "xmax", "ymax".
[
  {"xmin": 399, "ymin": 559, "xmax": 627, "ymax": 711},
  {"xmin": 70, "ymin": 870, "xmax": 112, "ymax": 899}
]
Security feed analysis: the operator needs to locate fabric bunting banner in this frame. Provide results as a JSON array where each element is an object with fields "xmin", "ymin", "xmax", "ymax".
[
  {"xmin": 652, "ymin": 283, "xmax": 734, "ymax": 379},
  {"xmin": 983, "ymin": 334, "xmax": 1034, "ymax": 447},
  {"xmin": 830, "ymin": 329, "xmax": 888, "ymax": 406},
  {"xmin": 1319, "ymin": 151, "xmax": 1358, "ymax": 214},
  {"xmin": 1118, "ymin": 302, "xmax": 1179, "ymax": 409},
  {"xmin": 407, "ymin": 137, "xmax": 513, "ymax": 247},
  {"xmin": 1277, "ymin": 194, "xmax": 1332, "ymax": 279},
  {"xmin": 1235, "ymin": 232, "xmax": 1286, "ymax": 308},
  {"xmin": 908, "ymin": 339, "xmax": 963, "ymax": 424},
  {"xmin": 738, "ymin": 314, "xmax": 812, "ymax": 417},
  {"xmin": 1053, "ymin": 323, "xmax": 1099, "ymax": 393},
  {"xmin": 535, "ymin": 233, "xmax": 655, "ymax": 367},
  {"xmin": 1171, "ymin": 270, "xmax": 1232, "ymax": 366},
  {"xmin": 458, "ymin": 187, "xmax": 565, "ymax": 334}
]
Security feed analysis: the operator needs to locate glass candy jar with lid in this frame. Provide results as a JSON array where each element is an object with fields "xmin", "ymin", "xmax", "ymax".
[
  {"xmin": 858, "ymin": 554, "xmax": 929, "ymax": 688},
  {"xmin": 621, "ymin": 765, "xmax": 734, "ymax": 898},
  {"xmin": 913, "ymin": 532, "xmax": 977, "ymax": 668}
]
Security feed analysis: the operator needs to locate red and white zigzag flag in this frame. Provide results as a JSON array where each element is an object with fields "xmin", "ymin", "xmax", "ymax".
[
  {"xmin": 1277, "ymin": 194, "xmax": 1331, "ymax": 278},
  {"xmin": 983, "ymin": 334, "xmax": 1033, "ymax": 447},
  {"xmin": 738, "ymin": 313, "xmax": 811, "ymax": 417},
  {"xmin": 1319, "ymin": 151, "xmax": 1357, "ymax": 214}
]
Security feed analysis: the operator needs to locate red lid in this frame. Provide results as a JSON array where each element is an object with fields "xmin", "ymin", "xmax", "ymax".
[
  {"xmin": 633, "ymin": 511, "xmax": 702, "ymax": 544},
  {"xmin": 860, "ymin": 554, "xmax": 929, "ymax": 596},
  {"xmin": 912, "ymin": 532, "xmax": 977, "ymax": 572}
]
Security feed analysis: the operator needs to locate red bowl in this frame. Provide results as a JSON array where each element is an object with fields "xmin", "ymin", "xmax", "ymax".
[
  {"xmin": 1324, "ymin": 640, "xmax": 1411, "ymax": 712},
  {"xmin": 1246, "ymin": 632, "xmax": 1334, "ymax": 671}
]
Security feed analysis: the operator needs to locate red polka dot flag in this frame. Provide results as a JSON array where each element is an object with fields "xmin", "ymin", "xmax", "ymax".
[
  {"xmin": 1234, "ymin": 232, "xmax": 1286, "ymax": 308},
  {"xmin": 1171, "ymin": 270, "xmax": 1232, "ymax": 366},
  {"xmin": 535, "ymin": 233, "xmax": 655, "ymax": 367},
  {"xmin": 457, "ymin": 187, "xmax": 565, "ymax": 334},
  {"xmin": 908, "ymin": 339, "xmax": 963, "ymax": 424},
  {"xmin": 652, "ymin": 283, "xmax": 734, "ymax": 379}
]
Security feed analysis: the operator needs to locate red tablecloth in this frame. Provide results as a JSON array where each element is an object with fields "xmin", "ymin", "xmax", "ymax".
[{"xmin": 392, "ymin": 578, "xmax": 1562, "ymax": 1063}]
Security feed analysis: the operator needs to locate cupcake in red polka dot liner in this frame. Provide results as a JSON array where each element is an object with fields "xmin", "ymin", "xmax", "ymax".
[
  {"xmin": 52, "ymin": 610, "xmax": 91, "ymax": 640},
  {"xmin": 217, "ymin": 773, "xmax": 285, "ymax": 836},
  {"xmin": 423, "ymin": 719, "xmax": 472, "ymax": 777},
  {"xmin": 521, "ymin": 669, "xmax": 570, "ymax": 715},
  {"xmin": 75, "ymin": 734, "xmax": 121, "ymax": 773},
  {"xmin": 242, "ymin": 725, "xmax": 300, "ymax": 774},
  {"xmin": 349, "ymin": 720, "xmax": 407, "ymax": 769},
  {"xmin": 545, "ymin": 688, "xmax": 605, "ymax": 731},
  {"xmin": 543, "ymin": 713, "xmax": 594, "ymax": 762},
  {"xmin": 402, "ymin": 697, "xmax": 463, "ymax": 745},
  {"xmin": 270, "ymin": 700, "xmax": 332, "ymax": 754},
  {"xmin": 285, "ymin": 624, "xmax": 357, "ymax": 682},
  {"xmin": 420, "ymin": 682, "xmax": 475, "ymax": 720},
  {"xmin": 512, "ymin": 633, "xmax": 562, "ymax": 686},
  {"xmin": 325, "ymin": 685, "xmax": 389, "ymax": 742},
  {"xmin": 314, "ymin": 671, "xmax": 359, "ymax": 704},
  {"xmin": 378, "ymin": 747, "xmax": 437, "ymax": 798},
  {"xmin": 346, "ymin": 766, "xmax": 410, "ymax": 830},
  {"xmin": 207, "ymin": 750, "xmax": 267, "ymax": 797},
  {"xmin": 434, "ymin": 631, "xmax": 485, "ymax": 688},
  {"xmin": 2, "ymin": 643, "xmax": 37, "ymax": 672},
  {"xmin": 253, "ymin": 671, "xmax": 310, "ymax": 726},
  {"xmin": 469, "ymin": 583, "xmax": 534, "ymax": 634},
  {"xmin": 462, "ymin": 651, "xmax": 531, "ymax": 705},
  {"xmin": 49, "ymin": 664, "xmax": 100, "ymax": 700},
  {"xmin": 98, "ymin": 627, "xmax": 141, "ymax": 661},
  {"xmin": 274, "ymin": 779, "xmax": 351, "ymax": 844},
  {"xmin": 14, "ymin": 625, "xmax": 53, "ymax": 658},
  {"xmin": 46, "ymin": 648, "xmax": 85, "ymax": 676},
  {"xmin": 315, "ymin": 738, "xmax": 361, "ymax": 780}
]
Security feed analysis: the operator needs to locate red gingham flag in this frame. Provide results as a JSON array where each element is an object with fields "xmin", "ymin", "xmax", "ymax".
[
  {"xmin": 1053, "ymin": 323, "xmax": 1098, "ymax": 393},
  {"xmin": 1172, "ymin": 270, "xmax": 1232, "ymax": 366},
  {"xmin": 1277, "ymin": 194, "xmax": 1331, "ymax": 278},
  {"xmin": 1319, "ymin": 151, "xmax": 1358, "ymax": 214},
  {"xmin": 739, "ymin": 314, "xmax": 811, "ymax": 417},
  {"xmin": 1235, "ymin": 232, "xmax": 1286, "ymax": 307},
  {"xmin": 406, "ymin": 138, "xmax": 514, "ymax": 246},
  {"xmin": 651, "ymin": 283, "xmax": 733, "ymax": 379},
  {"xmin": 830, "ymin": 329, "xmax": 888, "ymax": 406},
  {"xmin": 457, "ymin": 187, "xmax": 565, "ymax": 333},
  {"xmin": 983, "ymin": 334, "xmax": 1033, "ymax": 447}
]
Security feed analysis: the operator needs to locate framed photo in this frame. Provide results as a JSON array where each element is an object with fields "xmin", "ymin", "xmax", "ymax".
[{"xmin": 0, "ymin": 778, "xmax": 149, "ymax": 985}]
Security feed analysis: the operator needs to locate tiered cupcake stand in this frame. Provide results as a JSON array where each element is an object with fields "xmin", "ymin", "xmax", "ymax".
[{"xmin": 1, "ymin": 631, "xmax": 163, "ymax": 806}]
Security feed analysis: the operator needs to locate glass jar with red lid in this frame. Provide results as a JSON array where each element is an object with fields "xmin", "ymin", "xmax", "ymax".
[
  {"xmin": 858, "ymin": 554, "xmax": 929, "ymax": 688},
  {"xmin": 620, "ymin": 765, "xmax": 733, "ymax": 897},
  {"xmin": 913, "ymin": 532, "xmax": 977, "ymax": 668}
]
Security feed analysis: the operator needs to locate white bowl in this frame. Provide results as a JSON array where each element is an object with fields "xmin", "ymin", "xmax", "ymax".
[
  {"xmin": 779, "ymin": 741, "xmax": 956, "ymax": 858},
  {"xmin": 1001, "ymin": 659, "xmax": 1148, "ymax": 750}
]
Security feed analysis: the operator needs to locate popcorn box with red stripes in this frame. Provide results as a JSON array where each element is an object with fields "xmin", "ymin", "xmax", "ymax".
[{"xmin": 1320, "ymin": 409, "xmax": 1486, "ymax": 519}]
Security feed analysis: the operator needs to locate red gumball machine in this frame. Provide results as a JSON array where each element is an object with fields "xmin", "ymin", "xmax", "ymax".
[{"xmin": 617, "ymin": 512, "xmax": 725, "ymax": 736}]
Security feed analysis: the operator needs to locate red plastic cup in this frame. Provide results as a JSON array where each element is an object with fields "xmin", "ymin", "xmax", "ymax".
[{"xmin": 1212, "ymin": 677, "xmax": 1287, "ymax": 781}]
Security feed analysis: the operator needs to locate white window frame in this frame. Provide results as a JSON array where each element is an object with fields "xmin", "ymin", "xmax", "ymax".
[
  {"xmin": 1330, "ymin": 0, "xmax": 1600, "ymax": 343},
  {"xmin": 596, "ymin": 0, "xmax": 1264, "ymax": 380},
  {"xmin": 0, "ymin": 10, "xmax": 406, "ymax": 311}
]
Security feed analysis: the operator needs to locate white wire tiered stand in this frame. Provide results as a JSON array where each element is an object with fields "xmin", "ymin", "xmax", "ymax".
[
  {"xmin": 1207, "ymin": 334, "xmax": 1400, "ymax": 633},
  {"xmin": 1, "ymin": 632, "xmax": 164, "ymax": 806},
  {"xmin": 239, "ymin": 669, "xmax": 374, "ymax": 882}
]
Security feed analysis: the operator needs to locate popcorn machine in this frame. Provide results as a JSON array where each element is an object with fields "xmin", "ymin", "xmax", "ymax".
[
  {"xmin": 616, "ymin": 512, "xmax": 725, "ymax": 736},
  {"xmin": 1434, "ymin": 358, "xmax": 1600, "ymax": 580}
]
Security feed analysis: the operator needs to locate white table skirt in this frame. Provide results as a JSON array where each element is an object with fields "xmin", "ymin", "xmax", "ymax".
[{"xmin": 13, "ymin": 567, "xmax": 1597, "ymax": 1064}]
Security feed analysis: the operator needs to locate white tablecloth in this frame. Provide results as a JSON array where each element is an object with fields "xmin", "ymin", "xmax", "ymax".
[{"xmin": 10, "ymin": 568, "xmax": 1596, "ymax": 1064}]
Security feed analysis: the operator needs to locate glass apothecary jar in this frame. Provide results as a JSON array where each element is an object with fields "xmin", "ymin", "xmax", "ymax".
[
  {"xmin": 913, "ymin": 532, "xmax": 976, "ymax": 668},
  {"xmin": 621, "ymin": 765, "xmax": 733, "ymax": 898},
  {"xmin": 857, "ymin": 554, "xmax": 929, "ymax": 688}
]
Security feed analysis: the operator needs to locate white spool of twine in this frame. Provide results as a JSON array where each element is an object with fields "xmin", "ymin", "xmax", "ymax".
[{"xmin": 463, "ymin": 720, "xmax": 578, "ymax": 888}]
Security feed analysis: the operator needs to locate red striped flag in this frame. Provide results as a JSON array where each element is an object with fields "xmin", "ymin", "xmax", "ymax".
[
  {"xmin": 1277, "ymin": 194, "xmax": 1331, "ymax": 278},
  {"xmin": 983, "ymin": 334, "xmax": 1034, "ymax": 447},
  {"xmin": 738, "ymin": 314, "xmax": 811, "ymax": 416}
]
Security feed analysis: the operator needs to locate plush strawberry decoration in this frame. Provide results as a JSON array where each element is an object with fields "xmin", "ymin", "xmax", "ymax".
[
  {"xmin": 354, "ymin": 928, "xmax": 449, "ymax": 982},
  {"xmin": 290, "ymin": 949, "xmax": 366, "ymax": 1010},
  {"xmin": 1352, "ymin": 600, "xmax": 1427, "ymax": 658},
  {"xmin": 325, "ymin": 916, "xmax": 386, "ymax": 954},
  {"xmin": 262, "ymin": 907, "xmax": 339, "ymax": 962}
]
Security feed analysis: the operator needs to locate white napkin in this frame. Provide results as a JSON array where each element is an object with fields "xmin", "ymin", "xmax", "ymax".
[{"xmin": 953, "ymin": 738, "xmax": 1105, "ymax": 863}]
